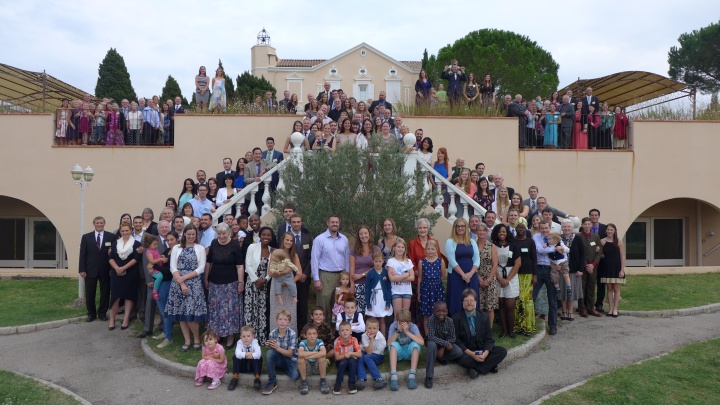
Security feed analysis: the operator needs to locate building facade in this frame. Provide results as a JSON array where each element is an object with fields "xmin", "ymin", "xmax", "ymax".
[{"xmin": 251, "ymin": 30, "xmax": 421, "ymax": 106}]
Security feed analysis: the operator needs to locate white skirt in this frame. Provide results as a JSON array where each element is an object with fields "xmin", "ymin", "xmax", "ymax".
[
  {"xmin": 498, "ymin": 274, "xmax": 520, "ymax": 299},
  {"xmin": 365, "ymin": 285, "xmax": 393, "ymax": 318}
]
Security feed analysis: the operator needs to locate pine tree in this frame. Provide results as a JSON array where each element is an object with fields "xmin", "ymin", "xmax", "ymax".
[
  {"xmin": 235, "ymin": 71, "xmax": 276, "ymax": 104},
  {"xmin": 94, "ymin": 48, "xmax": 137, "ymax": 103},
  {"xmin": 421, "ymin": 48, "xmax": 429, "ymax": 71},
  {"xmin": 160, "ymin": 75, "xmax": 188, "ymax": 106}
]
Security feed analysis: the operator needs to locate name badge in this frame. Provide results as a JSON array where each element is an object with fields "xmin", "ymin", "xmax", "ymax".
[
  {"xmin": 590, "ymin": 242, "xmax": 596, "ymax": 246},
  {"xmin": 521, "ymin": 248, "xmax": 528, "ymax": 253},
  {"xmin": 303, "ymin": 244, "xmax": 310, "ymax": 249},
  {"xmin": 105, "ymin": 242, "xmax": 111, "ymax": 246},
  {"xmin": 508, "ymin": 251, "xmax": 513, "ymax": 258}
]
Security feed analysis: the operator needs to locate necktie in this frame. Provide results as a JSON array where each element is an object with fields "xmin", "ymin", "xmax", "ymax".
[
  {"xmin": 469, "ymin": 316, "xmax": 476, "ymax": 336},
  {"xmin": 96, "ymin": 233, "xmax": 101, "ymax": 249},
  {"xmin": 543, "ymin": 236, "xmax": 549, "ymax": 244},
  {"xmin": 592, "ymin": 225, "xmax": 598, "ymax": 235},
  {"xmin": 164, "ymin": 239, "xmax": 168, "ymax": 249},
  {"xmin": 175, "ymin": 105, "xmax": 179, "ymax": 111},
  {"xmin": 245, "ymin": 345, "xmax": 251, "ymax": 353},
  {"xmin": 295, "ymin": 234, "xmax": 301, "ymax": 254},
  {"xmin": 286, "ymin": 224, "xmax": 291, "ymax": 233},
  {"xmin": 256, "ymin": 163, "xmax": 261, "ymax": 175},
  {"xmin": 531, "ymin": 200, "xmax": 536, "ymax": 212}
]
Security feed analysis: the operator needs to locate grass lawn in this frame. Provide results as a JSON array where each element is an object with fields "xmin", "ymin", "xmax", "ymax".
[
  {"xmin": 147, "ymin": 320, "xmax": 535, "ymax": 374},
  {"xmin": 544, "ymin": 338, "xmax": 720, "ymax": 405},
  {"xmin": 620, "ymin": 273, "xmax": 720, "ymax": 311},
  {"xmin": 0, "ymin": 370, "xmax": 81, "ymax": 405},
  {"xmin": 0, "ymin": 278, "xmax": 86, "ymax": 327}
]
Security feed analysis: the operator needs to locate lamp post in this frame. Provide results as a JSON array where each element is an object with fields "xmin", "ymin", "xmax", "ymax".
[{"xmin": 72, "ymin": 164, "xmax": 94, "ymax": 300}]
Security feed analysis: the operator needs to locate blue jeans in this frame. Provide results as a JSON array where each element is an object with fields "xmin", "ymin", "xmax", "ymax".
[
  {"xmin": 335, "ymin": 357, "xmax": 358, "ymax": 384},
  {"xmin": 266, "ymin": 349, "xmax": 299, "ymax": 384},
  {"xmin": 156, "ymin": 281, "xmax": 173, "ymax": 339},
  {"xmin": 533, "ymin": 266, "xmax": 558, "ymax": 329},
  {"xmin": 358, "ymin": 353, "xmax": 383, "ymax": 380}
]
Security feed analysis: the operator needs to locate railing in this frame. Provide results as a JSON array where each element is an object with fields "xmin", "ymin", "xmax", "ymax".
[
  {"xmin": 415, "ymin": 158, "xmax": 486, "ymax": 221},
  {"xmin": 513, "ymin": 112, "xmax": 632, "ymax": 150},
  {"xmin": 211, "ymin": 134, "xmax": 305, "ymax": 224},
  {"xmin": 703, "ymin": 242, "xmax": 720, "ymax": 257}
]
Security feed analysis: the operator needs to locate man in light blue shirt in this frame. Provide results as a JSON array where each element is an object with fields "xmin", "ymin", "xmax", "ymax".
[
  {"xmin": 311, "ymin": 215, "xmax": 350, "ymax": 318},
  {"xmin": 532, "ymin": 220, "xmax": 561, "ymax": 335},
  {"xmin": 141, "ymin": 101, "xmax": 160, "ymax": 145},
  {"xmin": 190, "ymin": 184, "xmax": 214, "ymax": 217},
  {"xmin": 198, "ymin": 214, "xmax": 216, "ymax": 250}
]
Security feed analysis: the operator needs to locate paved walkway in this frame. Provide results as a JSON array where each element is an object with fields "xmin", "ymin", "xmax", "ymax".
[{"xmin": 1, "ymin": 312, "xmax": 719, "ymax": 405}]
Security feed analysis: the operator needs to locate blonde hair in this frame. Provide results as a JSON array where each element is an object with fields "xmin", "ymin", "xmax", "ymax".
[
  {"xmin": 548, "ymin": 233, "xmax": 562, "ymax": 244},
  {"xmin": 365, "ymin": 317, "xmax": 379, "ymax": 327},
  {"xmin": 425, "ymin": 239, "xmax": 439, "ymax": 253},
  {"xmin": 338, "ymin": 271, "xmax": 351, "ymax": 286},
  {"xmin": 240, "ymin": 325, "xmax": 255, "ymax": 336},
  {"xmin": 276, "ymin": 310, "xmax": 292, "ymax": 322},
  {"xmin": 271, "ymin": 249, "xmax": 288, "ymax": 262},
  {"xmin": 496, "ymin": 186, "xmax": 510, "ymax": 212},
  {"xmin": 450, "ymin": 218, "xmax": 471, "ymax": 245},
  {"xmin": 372, "ymin": 251, "xmax": 384, "ymax": 262},
  {"xmin": 392, "ymin": 237, "xmax": 408, "ymax": 261},
  {"xmin": 396, "ymin": 309, "xmax": 411, "ymax": 323}
]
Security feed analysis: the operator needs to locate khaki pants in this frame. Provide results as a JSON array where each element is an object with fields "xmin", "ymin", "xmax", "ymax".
[{"xmin": 317, "ymin": 270, "xmax": 341, "ymax": 319}]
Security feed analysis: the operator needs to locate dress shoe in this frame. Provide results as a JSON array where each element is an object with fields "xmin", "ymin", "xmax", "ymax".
[
  {"xmin": 595, "ymin": 307, "xmax": 605, "ymax": 313},
  {"xmin": 137, "ymin": 331, "xmax": 151, "ymax": 339},
  {"xmin": 549, "ymin": 326, "xmax": 557, "ymax": 335},
  {"xmin": 466, "ymin": 368, "xmax": 479, "ymax": 379},
  {"xmin": 424, "ymin": 377, "xmax": 433, "ymax": 389},
  {"xmin": 86, "ymin": 316, "xmax": 96, "ymax": 322},
  {"xmin": 579, "ymin": 310, "xmax": 588, "ymax": 318},
  {"xmin": 490, "ymin": 365, "xmax": 499, "ymax": 374},
  {"xmin": 121, "ymin": 324, "xmax": 129, "ymax": 330},
  {"xmin": 98, "ymin": 315, "xmax": 108, "ymax": 321},
  {"xmin": 590, "ymin": 310, "xmax": 602, "ymax": 317}
]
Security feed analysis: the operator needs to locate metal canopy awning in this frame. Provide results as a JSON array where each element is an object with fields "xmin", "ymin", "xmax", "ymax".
[
  {"xmin": 558, "ymin": 71, "xmax": 695, "ymax": 114},
  {"xmin": 0, "ymin": 63, "xmax": 95, "ymax": 112}
]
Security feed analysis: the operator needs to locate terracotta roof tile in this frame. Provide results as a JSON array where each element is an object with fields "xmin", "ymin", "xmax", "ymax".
[
  {"xmin": 401, "ymin": 61, "xmax": 422, "ymax": 71},
  {"xmin": 276, "ymin": 59, "xmax": 325, "ymax": 67}
]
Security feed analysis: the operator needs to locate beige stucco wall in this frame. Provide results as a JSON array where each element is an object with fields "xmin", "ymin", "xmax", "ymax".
[
  {"xmin": 2, "ymin": 114, "xmax": 720, "ymax": 276},
  {"xmin": 252, "ymin": 44, "xmax": 419, "ymax": 106}
]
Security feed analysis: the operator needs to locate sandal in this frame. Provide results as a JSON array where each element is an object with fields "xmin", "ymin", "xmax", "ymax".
[
  {"xmin": 193, "ymin": 343, "xmax": 202, "ymax": 350},
  {"xmin": 180, "ymin": 344, "xmax": 190, "ymax": 352}
]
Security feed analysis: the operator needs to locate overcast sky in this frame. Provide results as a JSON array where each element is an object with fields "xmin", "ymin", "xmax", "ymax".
[{"xmin": 2, "ymin": 0, "xmax": 718, "ymax": 102}]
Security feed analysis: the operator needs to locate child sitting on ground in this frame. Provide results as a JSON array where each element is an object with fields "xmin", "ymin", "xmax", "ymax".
[
  {"xmin": 301, "ymin": 306, "xmax": 335, "ymax": 360},
  {"xmin": 262, "ymin": 310, "xmax": 299, "ymax": 395},
  {"xmin": 335, "ymin": 297, "xmax": 365, "ymax": 342},
  {"xmin": 297, "ymin": 324, "xmax": 330, "ymax": 395},
  {"xmin": 357, "ymin": 316, "xmax": 387, "ymax": 390},
  {"xmin": 387, "ymin": 308, "xmax": 424, "ymax": 391},
  {"xmin": 547, "ymin": 233, "xmax": 571, "ymax": 294},
  {"xmin": 424, "ymin": 301, "xmax": 463, "ymax": 389},
  {"xmin": 195, "ymin": 330, "xmax": 227, "ymax": 390},
  {"xmin": 268, "ymin": 249, "xmax": 298, "ymax": 305},
  {"xmin": 228, "ymin": 325, "xmax": 262, "ymax": 391},
  {"xmin": 333, "ymin": 322, "xmax": 362, "ymax": 395}
]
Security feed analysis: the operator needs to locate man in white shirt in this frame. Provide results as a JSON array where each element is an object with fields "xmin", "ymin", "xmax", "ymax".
[{"xmin": 542, "ymin": 208, "xmax": 562, "ymax": 234}]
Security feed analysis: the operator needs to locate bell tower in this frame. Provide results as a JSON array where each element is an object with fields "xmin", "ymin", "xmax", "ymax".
[{"xmin": 251, "ymin": 28, "xmax": 277, "ymax": 77}]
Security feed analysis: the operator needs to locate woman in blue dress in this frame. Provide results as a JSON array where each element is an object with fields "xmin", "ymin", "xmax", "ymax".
[
  {"xmin": 166, "ymin": 224, "xmax": 207, "ymax": 351},
  {"xmin": 445, "ymin": 218, "xmax": 481, "ymax": 315},
  {"xmin": 544, "ymin": 103, "xmax": 560, "ymax": 149}
]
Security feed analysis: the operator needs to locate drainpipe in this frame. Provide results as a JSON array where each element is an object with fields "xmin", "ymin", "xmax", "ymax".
[{"xmin": 697, "ymin": 200, "xmax": 702, "ymax": 266}]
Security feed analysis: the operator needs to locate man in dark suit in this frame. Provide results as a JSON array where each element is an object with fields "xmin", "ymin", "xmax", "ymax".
[
  {"xmin": 215, "ymin": 158, "xmax": 236, "ymax": 186},
  {"xmin": 276, "ymin": 203, "xmax": 308, "ymax": 242},
  {"xmin": 119, "ymin": 99, "xmax": 130, "ymax": 144},
  {"xmin": 452, "ymin": 289, "xmax": 507, "ymax": 378},
  {"xmin": 492, "ymin": 173, "xmax": 515, "ymax": 202},
  {"xmin": 301, "ymin": 117, "xmax": 316, "ymax": 150},
  {"xmin": 303, "ymin": 93, "xmax": 314, "ymax": 112},
  {"xmin": 523, "ymin": 186, "xmax": 540, "ymax": 218},
  {"xmin": 193, "ymin": 170, "xmax": 207, "ymax": 194},
  {"xmin": 507, "ymin": 94, "xmax": 528, "ymax": 147},
  {"xmin": 440, "ymin": 60, "xmax": 466, "ymax": 109},
  {"xmin": 289, "ymin": 213, "xmax": 313, "ymax": 328},
  {"xmin": 169, "ymin": 96, "xmax": 184, "ymax": 146},
  {"xmin": 369, "ymin": 91, "xmax": 393, "ymax": 115},
  {"xmin": 264, "ymin": 90, "xmax": 278, "ymax": 113},
  {"xmin": 316, "ymin": 82, "xmax": 331, "ymax": 102},
  {"xmin": 565, "ymin": 90, "xmax": 578, "ymax": 109},
  {"xmin": 78, "ymin": 216, "xmax": 117, "ymax": 322},
  {"xmin": 262, "ymin": 138, "xmax": 284, "ymax": 191},
  {"xmin": 138, "ymin": 220, "xmax": 171, "ymax": 338},
  {"xmin": 558, "ymin": 95, "xmax": 575, "ymax": 149},
  {"xmin": 278, "ymin": 90, "xmax": 291, "ymax": 112},
  {"xmin": 581, "ymin": 87, "xmax": 600, "ymax": 117},
  {"xmin": 589, "ymin": 208, "xmax": 609, "ymax": 313}
]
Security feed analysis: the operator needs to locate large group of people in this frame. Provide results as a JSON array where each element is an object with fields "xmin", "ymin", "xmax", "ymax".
[
  {"xmin": 504, "ymin": 87, "xmax": 630, "ymax": 150},
  {"xmin": 78, "ymin": 126, "xmax": 626, "ymax": 395}
]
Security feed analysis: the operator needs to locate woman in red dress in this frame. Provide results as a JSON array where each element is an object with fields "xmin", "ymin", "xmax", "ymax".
[
  {"xmin": 573, "ymin": 100, "xmax": 587, "ymax": 149},
  {"xmin": 612, "ymin": 106, "xmax": 629, "ymax": 149}
]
